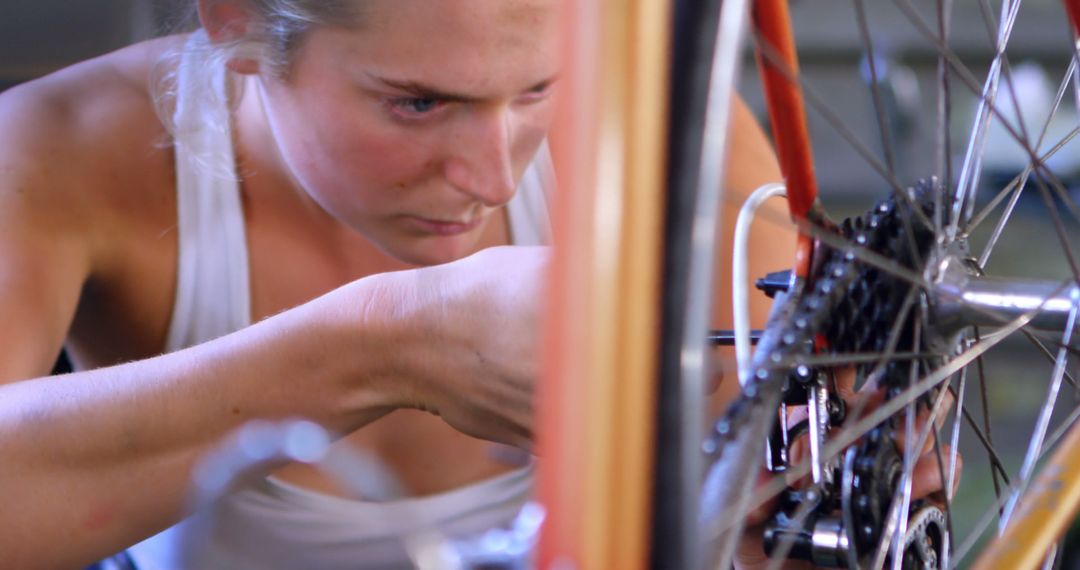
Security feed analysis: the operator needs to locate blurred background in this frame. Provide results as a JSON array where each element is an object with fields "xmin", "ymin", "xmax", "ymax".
[
  {"xmin": 3, "ymin": 0, "xmax": 1079, "ymax": 567},
  {"xmin": 744, "ymin": 0, "xmax": 1080, "ymax": 202},
  {"xmin": 0, "ymin": 0, "xmax": 183, "ymax": 92}
]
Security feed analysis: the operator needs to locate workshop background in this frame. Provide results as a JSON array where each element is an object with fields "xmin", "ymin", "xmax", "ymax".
[{"xmin": 3, "ymin": 0, "xmax": 1079, "ymax": 566}]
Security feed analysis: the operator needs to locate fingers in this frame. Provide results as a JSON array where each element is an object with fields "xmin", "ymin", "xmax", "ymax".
[
  {"xmin": 891, "ymin": 388, "xmax": 954, "ymax": 455},
  {"xmin": 708, "ymin": 369, "xmax": 725, "ymax": 394},
  {"xmin": 746, "ymin": 468, "xmax": 780, "ymax": 526},
  {"xmin": 833, "ymin": 367, "xmax": 887, "ymax": 420},
  {"xmin": 832, "ymin": 366, "xmax": 858, "ymax": 400},
  {"xmin": 783, "ymin": 374, "xmax": 961, "ymax": 499},
  {"xmin": 911, "ymin": 444, "xmax": 963, "ymax": 500},
  {"xmin": 487, "ymin": 443, "xmax": 534, "ymax": 467}
]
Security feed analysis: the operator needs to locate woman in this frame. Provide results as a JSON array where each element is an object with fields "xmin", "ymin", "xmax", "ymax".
[{"xmin": 0, "ymin": 0, "xmax": 806, "ymax": 568}]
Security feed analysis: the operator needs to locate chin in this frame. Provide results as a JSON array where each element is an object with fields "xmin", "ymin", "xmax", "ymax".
[{"xmin": 382, "ymin": 234, "xmax": 482, "ymax": 267}]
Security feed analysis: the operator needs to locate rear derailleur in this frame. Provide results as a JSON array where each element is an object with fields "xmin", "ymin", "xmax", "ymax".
[{"xmin": 760, "ymin": 367, "xmax": 947, "ymax": 569}]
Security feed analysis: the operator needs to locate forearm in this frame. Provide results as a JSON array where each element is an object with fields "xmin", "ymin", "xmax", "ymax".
[{"xmin": 0, "ymin": 279, "xmax": 397, "ymax": 569}]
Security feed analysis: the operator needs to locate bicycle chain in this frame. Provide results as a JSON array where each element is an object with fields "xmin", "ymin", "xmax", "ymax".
[{"xmin": 711, "ymin": 180, "xmax": 939, "ymax": 451}]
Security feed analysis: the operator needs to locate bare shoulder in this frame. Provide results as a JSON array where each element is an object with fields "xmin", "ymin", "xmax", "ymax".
[
  {"xmin": 0, "ymin": 36, "xmax": 184, "ymax": 253},
  {"xmin": 0, "ymin": 38, "xmax": 187, "ymax": 377}
]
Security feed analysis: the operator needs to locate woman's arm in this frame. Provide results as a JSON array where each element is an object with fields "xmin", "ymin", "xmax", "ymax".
[
  {"xmin": 0, "ymin": 281, "xmax": 393, "ymax": 568},
  {"xmin": 0, "ymin": 248, "xmax": 548, "ymax": 570},
  {"xmin": 0, "ymin": 82, "xmax": 547, "ymax": 568}
]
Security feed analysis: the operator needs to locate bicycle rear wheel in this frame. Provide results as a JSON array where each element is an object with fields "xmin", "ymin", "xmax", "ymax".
[{"xmin": 702, "ymin": 1, "xmax": 1080, "ymax": 568}]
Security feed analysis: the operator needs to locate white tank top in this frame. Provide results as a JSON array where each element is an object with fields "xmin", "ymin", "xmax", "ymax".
[{"xmin": 127, "ymin": 31, "xmax": 554, "ymax": 570}]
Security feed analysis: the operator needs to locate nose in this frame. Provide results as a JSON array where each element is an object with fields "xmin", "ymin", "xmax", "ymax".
[{"xmin": 443, "ymin": 107, "xmax": 517, "ymax": 208}]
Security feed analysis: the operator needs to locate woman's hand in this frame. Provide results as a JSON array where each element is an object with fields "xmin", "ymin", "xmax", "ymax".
[
  {"xmin": 367, "ymin": 246, "xmax": 549, "ymax": 450},
  {"xmin": 734, "ymin": 368, "xmax": 961, "ymax": 569}
]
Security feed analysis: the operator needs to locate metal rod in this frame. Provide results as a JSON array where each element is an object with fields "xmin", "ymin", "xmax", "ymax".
[{"xmin": 934, "ymin": 275, "xmax": 1080, "ymax": 333}]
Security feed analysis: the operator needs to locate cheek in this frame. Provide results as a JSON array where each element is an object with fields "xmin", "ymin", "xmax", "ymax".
[{"xmin": 291, "ymin": 114, "xmax": 442, "ymax": 207}]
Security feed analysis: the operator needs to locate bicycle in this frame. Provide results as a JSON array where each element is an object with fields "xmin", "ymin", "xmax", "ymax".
[{"xmin": 690, "ymin": 0, "xmax": 1080, "ymax": 568}]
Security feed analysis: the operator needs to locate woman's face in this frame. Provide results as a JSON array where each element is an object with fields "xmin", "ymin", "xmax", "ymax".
[{"xmin": 255, "ymin": 0, "xmax": 560, "ymax": 266}]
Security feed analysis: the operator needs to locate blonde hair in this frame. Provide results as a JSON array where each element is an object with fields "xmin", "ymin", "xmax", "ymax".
[
  {"xmin": 152, "ymin": 1, "xmax": 364, "ymax": 164},
  {"xmin": 168, "ymin": 0, "xmax": 364, "ymax": 75}
]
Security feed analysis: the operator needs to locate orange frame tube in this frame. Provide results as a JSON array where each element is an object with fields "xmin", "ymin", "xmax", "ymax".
[
  {"xmin": 535, "ymin": 0, "xmax": 670, "ymax": 568},
  {"xmin": 752, "ymin": 0, "xmax": 819, "ymax": 278},
  {"xmin": 1065, "ymin": 0, "xmax": 1080, "ymax": 42}
]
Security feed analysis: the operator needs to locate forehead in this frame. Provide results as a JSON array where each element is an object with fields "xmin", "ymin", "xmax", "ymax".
[{"xmin": 300, "ymin": 0, "xmax": 561, "ymax": 96}]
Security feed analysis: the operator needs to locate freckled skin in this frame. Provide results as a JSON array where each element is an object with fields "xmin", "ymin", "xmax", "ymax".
[
  {"xmin": 82, "ymin": 507, "xmax": 115, "ymax": 532},
  {"xmin": 251, "ymin": 0, "xmax": 560, "ymax": 266}
]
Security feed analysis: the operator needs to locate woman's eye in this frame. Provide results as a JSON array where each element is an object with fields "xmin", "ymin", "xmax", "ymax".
[
  {"xmin": 518, "ymin": 85, "xmax": 554, "ymax": 104},
  {"xmin": 390, "ymin": 97, "xmax": 444, "ymax": 117}
]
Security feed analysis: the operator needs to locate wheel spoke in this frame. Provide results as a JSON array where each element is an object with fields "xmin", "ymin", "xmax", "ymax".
[
  {"xmin": 975, "ymin": 53, "xmax": 1080, "ymax": 231},
  {"xmin": 1021, "ymin": 328, "xmax": 1080, "ymax": 391},
  {"xmin": 1000, "ymin": 298, "xmax": 1080, "ymax": 528},
  {"xmin": 872, "ymin": 480, "xmax": 907, "ymax": 570},
  {"xmin": 974, "ymin": 327, "xmax": 1005, "ymax": 501},
  {"xmin": 888, "ymin": 337, "xmax": 946, "ymax": 570},
  {"xmin": 952, "ymin": 388, "xmax": 1013, "ymax": 486},
  {"xmin": 952, "ymin": 0, "xmax": 1025, "ymax": 241},
  {"xmin": 751, "ymin": 29, "xmax": 936, "ymax": 256},
  {"xmin": 950, "ymin": 487, "xmax": 1015, "ymax": 567},
  {"xmin": 951, "ymin": 383, "xmax": 1080, "ymax": 568},
  {"xmin": 889, "ymin": 0, "xmax": 1080, "ymax": 236},
  {"xmin": 934, "ymin": 426, "xmax": 958, "ymax": 569},
  {"xmin": 947, "ymin": 365, "xmax": 967, "ymax": 502},
  {"xmin": 974, "ymin": 60, "xmax": 1080, "ymax": 266},
  {"xmin": 711, "ymin": 2, "xmax": 1080, "ymax": 566},
  {"xmin": 1073, "ymin": 39, "xmax": 1080, "ymax": 124},
  {"xmin": 1041, "ymin": 399, "xmax": 1080, "ymax": 460},
  {"xmin": 824, "ymin": 303, "xmax": 1045, "ymax": 472},
  {"xmin": 935, "ymin": 0, "xmax": 955, "ymax": 263},
  {"xmin": 971, "ymin": 125, "xmax": 1080, "ymax": 267},
  {"xmin": 853, "ymin": 0, "xmax": 897, "ymax": 177},
  {"xmin": 1030, "ymin": 171, "xmax": 1080, "ymax": 287}
]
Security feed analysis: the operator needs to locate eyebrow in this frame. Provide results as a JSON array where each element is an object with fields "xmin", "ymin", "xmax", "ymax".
[{"xmin": 370, "ymin": 74, "xmax": 559, "ymax": 103}]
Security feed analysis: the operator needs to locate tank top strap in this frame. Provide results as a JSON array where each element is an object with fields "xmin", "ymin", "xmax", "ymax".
[
  {"xmin": 506, "ymin": 140, "xmax": 555, "ymax": 246},
  {"xmin": 165, "ymin": 30, "xmax": 252, "ymax": 353}
]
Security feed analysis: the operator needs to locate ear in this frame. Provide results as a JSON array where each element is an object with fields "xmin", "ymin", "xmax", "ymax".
[{"xmin": 197, "ymin": 0, "xmax": 261, "ymax": 75}]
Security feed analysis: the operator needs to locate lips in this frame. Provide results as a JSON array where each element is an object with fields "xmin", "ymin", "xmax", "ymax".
[{"xmin": 406, "ymin": 214, "xmax": 484, "ymax": 236}]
